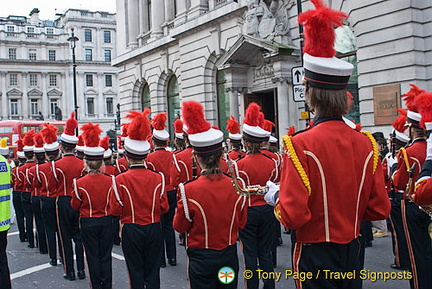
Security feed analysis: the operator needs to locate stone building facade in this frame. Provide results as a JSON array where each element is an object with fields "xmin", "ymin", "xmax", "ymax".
[
  {"xmin": 113, "ymin": 0, "xmax": 431, "ymax": 140},
  {"xmin": 0, "ymin": 8, "xmax": 118, "ymax": 132}
]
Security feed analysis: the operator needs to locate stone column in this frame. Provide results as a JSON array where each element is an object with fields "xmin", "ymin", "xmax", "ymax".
[
  {"xmin": 63, "ymin": 71, "xmax": 70, "ymax": 116},
  {"xmin": 226, "ymin": 87, "xmax": 239, "ymax": 121},
  {"xmin": 151, "ymin": 0, "xmax": 165, "ymax": 38},
  {"xmin": 0, "ymin": 72, "xmax": 7, "ymax": 118},
  {"xmin": 41, "ymin": 72, "xmax": 48, "ymax": 117},
  {"xmin": 165, "ymin": 0, "xmax": 175, "ymax": 22},
  {"xmin": 97, "ymin": 72, "xmax": 105, "ymax": 119},
  {"xmin": 188, "ymin": 0, "xmax": 208, "ymax": 18},
  {"xmin": 175, "ymin": 0, "xmax": 187, "ymax": 25},
  {"xmin": 127, "ymin": 0, "xmax": 139, "ymax": 48},
  {"xmin": 273, "ymin": 77, "xmax": 295, "ymax": 140},
  {"xmin": 22, "ymin": 72, "xmax": 28, "ymax": 118}
]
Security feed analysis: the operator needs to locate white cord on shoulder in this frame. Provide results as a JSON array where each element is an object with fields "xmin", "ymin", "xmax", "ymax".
[
  {"xmin": 111, "ymin": 175, "xmax": 123, "ymax": 206},
  {"xmin": 159, "ymin": 172, "xmax": 165, "ymax": 199},
  {"xmin": 173, "ymin": 154, "xmax": 181, "ymax": 172},
  {"xmin": 51, "ymin": 161, "xmax": 58, "ymax": 181},
  {"xmin": 179, "ymin": 183, "xmax": 192, "ymax": 222},
  {"xmin": 73, "ymin": 178, "xmax": 82, "ymax": 201}
]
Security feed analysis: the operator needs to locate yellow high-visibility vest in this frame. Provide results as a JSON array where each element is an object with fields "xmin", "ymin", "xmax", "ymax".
[{"xmin": 0, "ymin": 155, "xmax": 11, "ymax": 232}]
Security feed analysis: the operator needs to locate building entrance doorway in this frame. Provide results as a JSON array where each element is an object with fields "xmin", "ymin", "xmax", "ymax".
[{"xmin": 244, "ymin": 89, "xmax": 278, "ymax": 137}]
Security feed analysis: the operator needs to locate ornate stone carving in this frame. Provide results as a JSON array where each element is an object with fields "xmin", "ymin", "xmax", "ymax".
[
  {"xmin": 244, "ymin": 0, "xmax": 293, "ymax": 40},
  {"xmin": 253, "ymin": 64, "xmax": 275, "ymax": 80}
]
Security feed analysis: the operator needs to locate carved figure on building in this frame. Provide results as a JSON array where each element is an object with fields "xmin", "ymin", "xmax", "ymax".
[{"xmin": 245, "ymin": 0, "xmax": 293, "ymax": 40}]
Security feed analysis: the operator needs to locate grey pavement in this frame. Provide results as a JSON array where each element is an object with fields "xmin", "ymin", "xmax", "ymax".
[{"xmin": 6, "ymin": 223, "xmax": 410, "ymax": 288}]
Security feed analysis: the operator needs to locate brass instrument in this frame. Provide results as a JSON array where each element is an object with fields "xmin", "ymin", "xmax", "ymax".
[{"xmin": 223, "ymin": 143, "xmax": 270, "ymax": 196}]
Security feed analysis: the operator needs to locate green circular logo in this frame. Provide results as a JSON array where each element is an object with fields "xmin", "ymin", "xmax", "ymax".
[{"xmin": 218, "ymin": 266, "xmax": 235, "ymax": 284}]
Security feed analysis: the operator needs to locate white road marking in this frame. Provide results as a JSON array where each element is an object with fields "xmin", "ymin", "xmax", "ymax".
[{"xmin": 111, "ymin": 252, "xmax": 125, "ymax": 261}]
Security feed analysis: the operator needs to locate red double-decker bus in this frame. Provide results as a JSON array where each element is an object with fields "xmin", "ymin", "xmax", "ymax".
[{"xmin": 0, "ymin": 120, "xmax": 66, "ymax": 154}]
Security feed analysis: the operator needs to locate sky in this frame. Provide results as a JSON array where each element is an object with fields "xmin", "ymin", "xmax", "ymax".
[{"xmin": 0, "ymin": 0, "xmax": 117, "ymax": 20}]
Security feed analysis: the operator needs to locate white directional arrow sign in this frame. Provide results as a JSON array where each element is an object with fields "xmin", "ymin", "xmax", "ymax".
[{"xmin": 291, "ymin": 66, "xmax": 305, "ymax": 102}]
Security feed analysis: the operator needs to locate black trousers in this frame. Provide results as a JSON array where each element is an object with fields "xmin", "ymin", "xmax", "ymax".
[
  {"xmin": 401, "ymin": 200, "xmax": 432, "ymax": 289},
  {"xmin": 12, "ymin": 191, "xmax": 26, "ymax": 242},
  {"xmin": 81, "ymin": 216, "xmax": 113, "ymax": 289},
  {"xmin": 239, "ymin": 205, "xmax": 275, "ymax": 289},
  {"xmin": 21, "ymin": 191, "xmax": 34, "ymax": 246},
  {"xmin": 31, "ymin": 196, "xmax": 48, "ymax": 254},
  {"xmin": 0, "ymin": 231, "xmax": 11, "ymax": 289},
  {"xmin": 112, "ymin": 216, "xmax": 121, "ymax": 245},
  {"xmin": 57, "ymin": 196, "xmax": 84, "ymax": 274},
  {"xmin": 122, "ymin": 222, "xmax": 163, "ymax": 289},
  {"xmin": 389, "ymin": 193, "xmax": 409, "ymax": 269},
  {"xmin": 293, "ymin": 238, "xmax": 362, "ymax": 289},
  {"xmin": 161, "ymin": 190, "xmax": 177, "ymax": 264},
  {"xmin": 41, "ymin": 197, "xmax": 62, "ymax": 261},
  {"xmin": 187, "ymin": 244, "xmax": 239, "ymax": 289}
]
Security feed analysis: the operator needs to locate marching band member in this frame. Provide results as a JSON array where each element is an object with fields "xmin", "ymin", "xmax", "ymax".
[
  {"xmin": 269, "ymin": 1, "xmax": 391, "ymax": 288},
  {"xmin": 71, "ymin": 123, "xmax": 114, "ymax": 289},
  {"xmin": 110, "ymin": 109, "xmax": 168, "ymax": 288},
  {"xmin": 75, "ymin": 135, "xmax": 85, "ymax": 160},
  {"xmin": 12, "ymin": 140, "xmax": 27, "ymax": 243},
  {"xmin": 173, "ymin": 119, "xmax": 186, "ymax": 152},
  {"xmin": 27, "ymin": 133, "xmax": 48, "ymax": 255},
  {"xmin": 20, "ymin": 130, "xmax": 36, "ymax": 248},
  {"xmin": 173, "ymin": 101, "xmax": 247, "ymax": 289},
  {"xmin": 52, "ymin": 112, "xmax": 85, "ymax": 281},
  {"xmin": 39, "ymin": 124, "xmax": 63, "ymax": 266},
  {"xmin": 146, "ymin": 112, "xmax": 177, "ymax": 267},
  {"xmin": 116, "ymin": 123, "xmax": 129, "ymax": 173},
  {"xmin": 392, "ymin": 85, "xmax": 431, "ymax": 289},
  {"xmin": 237, "ymin": 102, "xmax": 278, "ymax": 289},
  {"xmin": 226, "ymin": 116, "xmax": 245, "ymax": 162},
  {"xmin": 100, "ymin": 136, "xmax": 116, "ymax": 176}
]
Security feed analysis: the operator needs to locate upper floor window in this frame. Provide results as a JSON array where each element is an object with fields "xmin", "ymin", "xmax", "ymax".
[
  {"xmin": 9, "ymin": 74, "xmax": 17, "ymax": 86},
  {"xmin": 10, "ymin": 99, "xmax": 18, "ymax": 116},
  {"xmin": 6, "ymin": 26, "xmax": 14, "ymax": 32},
  {"xmin": 104, "ymin": 50, "xmax": 111, "ymax": 62},
  {"xmin": 106, "ymin": 98, "xmax": 114, "ymax": 115},
  {"xmin": 49, "ymin": 75, "xmax": 57, "ymax": 87},
  {"xmin": 8, "ymin": 48, "xmax": 16, "ymax": 60},
  {"xmin": 105, "ymin": 75, "xmax": 113, "ymax": 87},
  {"xmin": 48, "ymin": 50, "xmax": 56, "ymax": 61},
  {"xmin": 29, "ymin": 74, "xmax": 38, "ymax": 86},
  {"xmin": 27, "ymin": 26, "xmax": 36, "ymax": 38},
  {"xmin": 86, "ymin": 74, "xmax": 94, "ymax": 87},
  {"xmin": 81, "ymin": 11, "xmax": 88, "ymax": 16},
  {"xmin": 30, "ymin": 99, "xmax": 39, "ymax": 116},
  {"xmin": 46, "ymin": 28, "xmax": 54, "ymax": 38},
  {"xmin": 29, "ymin": 49, "xmax": 37, "ymax": 60},
  {"xmin": 87, "ymin": 98, "xmax": 95, "ymax": 115},
  {"xmin": 84, "ymin": 29, "xmax": 92, "ymax": 42},
  {"xmin": 104, "ymin": 30, "xmax": 111, "ymax": 43},
  {"xmin": 85, "ymin": 49, "xmax": 92, "ymax": 61}
]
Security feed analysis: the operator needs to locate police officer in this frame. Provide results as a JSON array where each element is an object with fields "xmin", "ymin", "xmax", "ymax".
[
  {"xmin": 0, "ymin": 153, "xmax": 12, "ymax": 289},
  {"xmin": 110, "ymin": 109, "xmax": 168, "ymax": 289}
]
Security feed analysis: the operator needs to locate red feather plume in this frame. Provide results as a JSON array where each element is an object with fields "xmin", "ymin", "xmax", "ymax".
[
  {"xmin": 244, "ymin": 102, "xmax": 264, "ymax": 127},
  {"xmin": 151, "ymin": 113, "xmax": 167, "ymax": 130},
  {"xmin": 287, "ymin": 126, "xmax": 296, "ymax": 136},
  {"xmin": 182, "ymin": 101, "xmax": 210, "ymax": 135},
  {"xmin": 261, "ymin": 120, "xmax": 275, "ymax": 132},
  {"xmin": 80, "ymin": 122, "xmax": 103, "ymax": 147},
  {"xmin": 34, "ymin": 133, "xmax": 44, "ymax": 148},
  {"xmin": 120, "ymin": 123, "xmax": 129, "ymax": 137},
  {"xmin": 23, "ymin": 130, "xmax": 35, "ymax": 146},
  {"xmin": 126, "ymin": 108, "xmax": 152, "ymax": 141},
  {"xmin": 40, "ymin": 124, "xmax": 58, "ymax": 144},
  {"xmin": 77, "ymin": 135, "xmax": 85, "ymax": 146},
  {"xmin": 392, "ymin": 109, "xmax": 407, "ymax": 133},
  {"xmin": 117, "ymin": 136, "xmax": 123, "ymax": 149},
  {"xmin": 99, "ymin": 136, "xmax": 110, "ymax": 151},
  {"xmin": 402, "ymin": 84, "xmax": 425, "ymax": 112},
  {"xmin": 174, "ymin": 119, "xmax": 183, "ymax": 133},
  {"xmin": 64, "ymin": 111, "xmax": 78, "ymax": 136},
  {"xmin": 226, "ymin": 116, "xmax": 240, "ymax": 134},
  {"xmin": 415, "ymin": 92, "xmax": 432, "ymax": 127},
  {"xmin": 298, "ymin": 0, "xmax": 348, "ymax": 58},
  {"xmin": 16, "ymin": 139, "xmax": 24, "ymax": 152},
  {"xmin": 355, "ymin": 123, "xmax": 362, "ymax": 131}
]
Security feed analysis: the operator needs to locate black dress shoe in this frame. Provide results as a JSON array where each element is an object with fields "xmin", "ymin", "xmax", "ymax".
[
  {"xmin": 77, "ymin": 270, "xmax": 86, "ymax": 280},
  {"xmin": 49, "ymin": 259, "xmax": 57, "ymax": 266},
  {"xmin": 64, "ymin": 272, "xmax": 76, "ymax": 281},
  {"xmin": 27, "ymin": 244, "xmax": 35, "ymax": 248},
  {"xmin": 168, "ymin": 259, "xmax": 177, "ymax": 266}
]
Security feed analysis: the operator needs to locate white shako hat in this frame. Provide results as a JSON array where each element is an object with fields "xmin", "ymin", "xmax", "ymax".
[
  {"xmin": 402, "ymin": 84, "xmax": 425, "ymax": 128},
  {"xmin": 300, "ymin": 0, "xmax": 353, "ymax": 90},
  {"xmin": 242, "ymin": 102, "xmax": 269, "ymax": 143},
  {"xmin": 81, "ymin": 122, "xmax": 104, "ymax": 160},
  {"xmin": 61, "ymin": 111, "xmax": 79, "ymax": 147},
  {"xmin": 182, "ymin": 101, "xmax": 224, "ymax": 156},
  {"xmin": 226, "ymin": 116, "xmax": 242, "ymax": 141},
  {"xmin": 75, "ymin": 135, "xmax": 85, "ymax": 152},
  {"xmin": 40, "ymin": 123, "xmax": 60, "ymax": 152},
  {"xmin": 16, "ymin": 139, "xmax": 25, "ymax": 159},
  {"xmin": 0, "ymin": 138, "xmax": 9, "ymax": 156},
  {"xmin": 393, "ymin": 130, "xmax": 409, "ymax": 145},
  {"xmin": 23, "ymin": 130, "xmax": 35, "ymax": 152},
  {"xmin": 269, "ymin": 136, "xmax": 278, "ymax": 144},
  {"xmin": 173, "ymin": 119, "xmax": 184, "ymax": 140},
  {"xmin": 33, "ymin": 133, "xmax": 45, "ymax": 154},
  {"xmin": 261, "ymin": 119, "xmax": 275, "ymax": 141},
  {"xmin": 99, "ymin": 136, "xmax": 113, "ymax": 159},
  {"xmin": 391, "ymin": 109, "xmax": 409, "ymax": 145},
  {"xmin": 151, "ymin": 112, "xmax": 170, "ymax": 141},
  {"xmin": 124, "ymin": 109, "xmax": 152, "ymax": 159}
]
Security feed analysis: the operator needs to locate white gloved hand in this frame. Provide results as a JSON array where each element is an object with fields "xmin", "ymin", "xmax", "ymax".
[
  {"xmin": 387, "ymin": 156, "xmax": 397, "ymax": 170},
  {"xmin": 426, "ymin": 134, "xmax": 432, "ymax": 161},
  {"xmin": 264, "ymin": 181, "xmax": 280, "ymax": 206}
]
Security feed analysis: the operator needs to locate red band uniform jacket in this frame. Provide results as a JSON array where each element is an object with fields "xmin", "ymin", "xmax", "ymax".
[
  {"xmin": 146, "ymin": 148, "xmax": 174, "ymax": 192},
  {"xmin": 50, "ymin": 154, "xmax": 84, "ymax": 197},
  {"xmin": 173, "ymin": 174, "xmax": 248, "ymax": 250},
  {"xmin": 19, "ymin": 161, "xmax": 36, "ymax": 193},
  {"xmin": 278, "ymin": 120, "xmax": 391, "ymax": 244},
  {"xmin": 170, "ymin": 147, "xmax": 201, "ymax": 188},
  {"xmin": 110, "ymin": 165, "xmax": 169, "ymax": 225}
]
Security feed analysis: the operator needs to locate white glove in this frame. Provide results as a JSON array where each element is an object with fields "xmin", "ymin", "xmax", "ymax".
[
  {"xmin": 426, "ymin": 134, "xmax": 432, "ymax": 161},
  {"xmin": 387, "ymin": 156, "xmax": 397, "ymax": 170},
  {"xmin": 264, "ymin": 181, "xmax": 280, "ymax": 206}
]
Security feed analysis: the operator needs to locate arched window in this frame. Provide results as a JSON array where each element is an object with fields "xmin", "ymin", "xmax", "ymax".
[
  {"xmin": 216, "ymin": 70, "xmax": 229, "ymax": 136},
  {"xmin": 141, "ymin": 83, "xmax": 150, "ymax": 110},
  {"xmin": 335, "ymin": 26, "xmax": 359, "ymax": 123},
  {"xmin": 167, "ymin": 75, "xmax": 180, "ymax": 138}
]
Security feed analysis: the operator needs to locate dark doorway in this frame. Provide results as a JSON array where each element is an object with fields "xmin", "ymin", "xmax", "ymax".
[{"xmin": 244, "ymin": 90, "xmax": 278, "ymax": 137}]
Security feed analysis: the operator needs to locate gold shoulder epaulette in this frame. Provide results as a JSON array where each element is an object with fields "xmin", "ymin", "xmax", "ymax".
[{"xmin": 360, "ymin": 131, "xmax": 379, "ymax": 174}]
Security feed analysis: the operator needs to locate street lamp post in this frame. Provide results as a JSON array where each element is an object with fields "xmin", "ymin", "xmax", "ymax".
[{"xmin": 67, "ymin": 28, "xmax": 79, "ymax": 135}]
